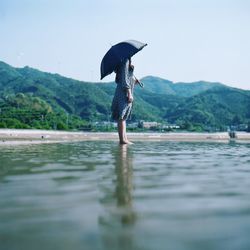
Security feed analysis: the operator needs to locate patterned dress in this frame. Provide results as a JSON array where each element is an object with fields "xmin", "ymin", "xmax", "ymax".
[{"xmin": 111, "ymin": 59, "xmax": 135, "ymax": 121}]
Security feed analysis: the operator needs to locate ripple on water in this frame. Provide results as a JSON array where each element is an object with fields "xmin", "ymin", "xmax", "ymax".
[{"xmin": 1, "ymin": 141, "xmax": 250, "ymax": 250}]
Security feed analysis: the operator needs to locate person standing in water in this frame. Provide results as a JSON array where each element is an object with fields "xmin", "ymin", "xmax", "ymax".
[{"xmin": 111, "ymin": 57, "xmax": 139, "ymax": 144}]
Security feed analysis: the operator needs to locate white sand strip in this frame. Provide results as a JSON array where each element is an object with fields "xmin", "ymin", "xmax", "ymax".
[
  {"xmin": 234, "ymin": 132, "xmax": 250, "ymax": 140},
  {"xmin": 0, "ymin": 129, "xmax": 238, "ymax": 145}
]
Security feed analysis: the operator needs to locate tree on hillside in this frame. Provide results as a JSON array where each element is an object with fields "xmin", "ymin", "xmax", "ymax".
[{"xmin": 231, "ymin": 115, "xmax": 243, "ymax": 125}]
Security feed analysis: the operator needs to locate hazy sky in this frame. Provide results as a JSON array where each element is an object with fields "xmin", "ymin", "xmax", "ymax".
[{"xmin": 0, "ymin": 0, "xmax": 249, "ymax": 89}]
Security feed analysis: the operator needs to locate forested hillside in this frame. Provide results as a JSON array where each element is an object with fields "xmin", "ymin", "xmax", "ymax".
[{"xmin": 0, "ymin": 61, "xmax": 249, "ymax": 131}]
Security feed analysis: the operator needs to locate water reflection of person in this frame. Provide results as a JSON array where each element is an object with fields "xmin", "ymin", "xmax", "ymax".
[
  {"xmin": 99, "ymin": 145, "xmax": 136, "ymax": 249},
  {"xmin": 115, "ymin": 145, "xmax": 136, "ymax": 224}
]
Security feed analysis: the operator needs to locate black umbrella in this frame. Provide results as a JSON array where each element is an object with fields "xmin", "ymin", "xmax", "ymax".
[{"xmin": 100, "ymin": 40, "xmax": 147, "ymax": 80}]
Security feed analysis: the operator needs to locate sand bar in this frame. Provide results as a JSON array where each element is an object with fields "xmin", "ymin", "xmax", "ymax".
[{"xmin": 1, "ymin": 129, "xmax": 249, "ymax": 145}]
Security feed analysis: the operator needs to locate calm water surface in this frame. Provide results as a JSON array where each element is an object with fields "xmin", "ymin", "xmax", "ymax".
[{"xmin": 0, "ymin": 141, "xmax": 250, "ymax": 250}]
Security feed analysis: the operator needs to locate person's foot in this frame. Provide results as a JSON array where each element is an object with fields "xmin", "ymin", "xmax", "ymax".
[
  {"xmin": 119, "ymin": 140, "xmax": 134, "ymax": 145},
  {"xmin": 119, "ymin": 140, "xmax": 128, "ymax": 145},
  {"xmin": 126, "ymin": 141, "xmax": 134, "ymax": 144}
]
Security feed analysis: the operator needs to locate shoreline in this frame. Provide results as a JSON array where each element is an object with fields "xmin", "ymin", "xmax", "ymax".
[{"xmin": 0, "ymin": 129, "xmax": 250, "ymax": 145}]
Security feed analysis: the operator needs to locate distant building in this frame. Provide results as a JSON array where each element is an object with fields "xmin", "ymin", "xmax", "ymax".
[
  {"xmin": 230, "ymin": 124, "xmax": 248, "ymax": 131},
  {"xmin": 238, "ymin": 124, "xmax": 248, "ymax": 131},
  {"xmin": 93, "ymin": 121, "xmax": 117, "ymax": 128},
  {"xmin": 127, "ymin": 122, "xmax": 138, "ymax": 129},
  {"xmin": 139, "ymin": 121, "xmax": 159, "ymax": 129},
  {"xmin": 162, "ymin": 124, "xmax": 180, "ymax": 129}
]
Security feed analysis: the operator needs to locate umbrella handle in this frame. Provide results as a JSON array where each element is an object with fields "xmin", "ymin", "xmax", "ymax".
[{"xmin": 134, "ymin": 75, "xmax": 144, "ymax": 88}]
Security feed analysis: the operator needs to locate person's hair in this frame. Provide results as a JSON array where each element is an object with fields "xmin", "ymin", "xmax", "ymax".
[
  {"xmin": 128, "ymin": 57, "xmax": 134, "ymax": 72},
  {"xmin": 114, "ymin": 58, "xmax": 130, "ymax": 74}
]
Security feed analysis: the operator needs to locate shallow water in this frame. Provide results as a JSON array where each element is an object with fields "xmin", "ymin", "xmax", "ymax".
[{"xmin": 0, "ymin": 141, "xmax": 250, "ymax": 250}]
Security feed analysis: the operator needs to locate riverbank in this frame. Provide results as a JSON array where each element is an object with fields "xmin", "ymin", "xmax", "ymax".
[{"xmin": 0, "ymin": 129, "xmax": 249, "ymax": 145}]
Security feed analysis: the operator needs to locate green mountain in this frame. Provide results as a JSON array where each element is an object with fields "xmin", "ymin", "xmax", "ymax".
[
  {"xmin": 140, "ymin": 76, "xmax": 224, "ymax": 97},
  {"xmin": 0, "ymin": 61, "xmax": 161, "ymax": 129},
  {"xmin": 0, "ymin": 61, "xmax": 250, "ymax": 131},
  {"xmin": 166, "ymin": 86, "xmax": 250, "ymax": 129}
]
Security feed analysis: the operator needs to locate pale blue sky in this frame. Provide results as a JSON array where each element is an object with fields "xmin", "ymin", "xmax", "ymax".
[{"xmin": 0, "ymin": 0, "xmax": 249, "ymax": 89}]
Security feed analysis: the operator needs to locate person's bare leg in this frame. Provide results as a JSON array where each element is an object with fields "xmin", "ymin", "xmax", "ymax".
[
  {"xmin": 118, "ymin": 120, "xmax": 133, "ymax": 144},
  {"xmin": 118, "ymin": 120, "xmax": 127, "ymax": 144},
  {"xmin": 123, "ymin": 120, "xmax": 127, "ymax": 141},
  {"xmin": 123, "ymin": 121, "xmax": 133, "ymax": 144}
]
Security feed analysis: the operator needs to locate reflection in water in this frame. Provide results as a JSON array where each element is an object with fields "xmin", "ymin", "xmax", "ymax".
[
  {"xmin": 1, "ymin": 141, "xmax": 250, "ymax": 250},
  {"xmin": 115, "ymin": 145, "xmax": 135, "ymax": 223},
  {"xmin": 99, "ymin": 145, "xmax": 136, "ymax": 249}
]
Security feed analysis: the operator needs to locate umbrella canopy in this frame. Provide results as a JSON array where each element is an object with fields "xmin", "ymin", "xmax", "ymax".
[{"xmin": 100, "ymin": 40, "xmax": 147, "ymax": 80}]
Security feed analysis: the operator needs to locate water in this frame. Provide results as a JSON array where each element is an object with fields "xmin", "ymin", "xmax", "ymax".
[{"xmin": 0, "ymin": 141, "xmax": 250, "ymax": 250}]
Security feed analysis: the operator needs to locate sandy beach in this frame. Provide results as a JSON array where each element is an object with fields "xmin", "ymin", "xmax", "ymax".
[{"xmin": 0, "ymin": 129, "xmax": 249, "ymax": 145}]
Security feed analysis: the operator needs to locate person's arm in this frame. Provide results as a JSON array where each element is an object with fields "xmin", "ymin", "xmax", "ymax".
[
  {"xmin": 121, "ymin": 60, "xmax": 131, "ymax": 90},
  {"xmin": 120, "ymin": 60, "xmax": 134, "ymax": 102},
  {"xmin": 127, "ymin": 89, "xmax": 133, "ymax": 103}
]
